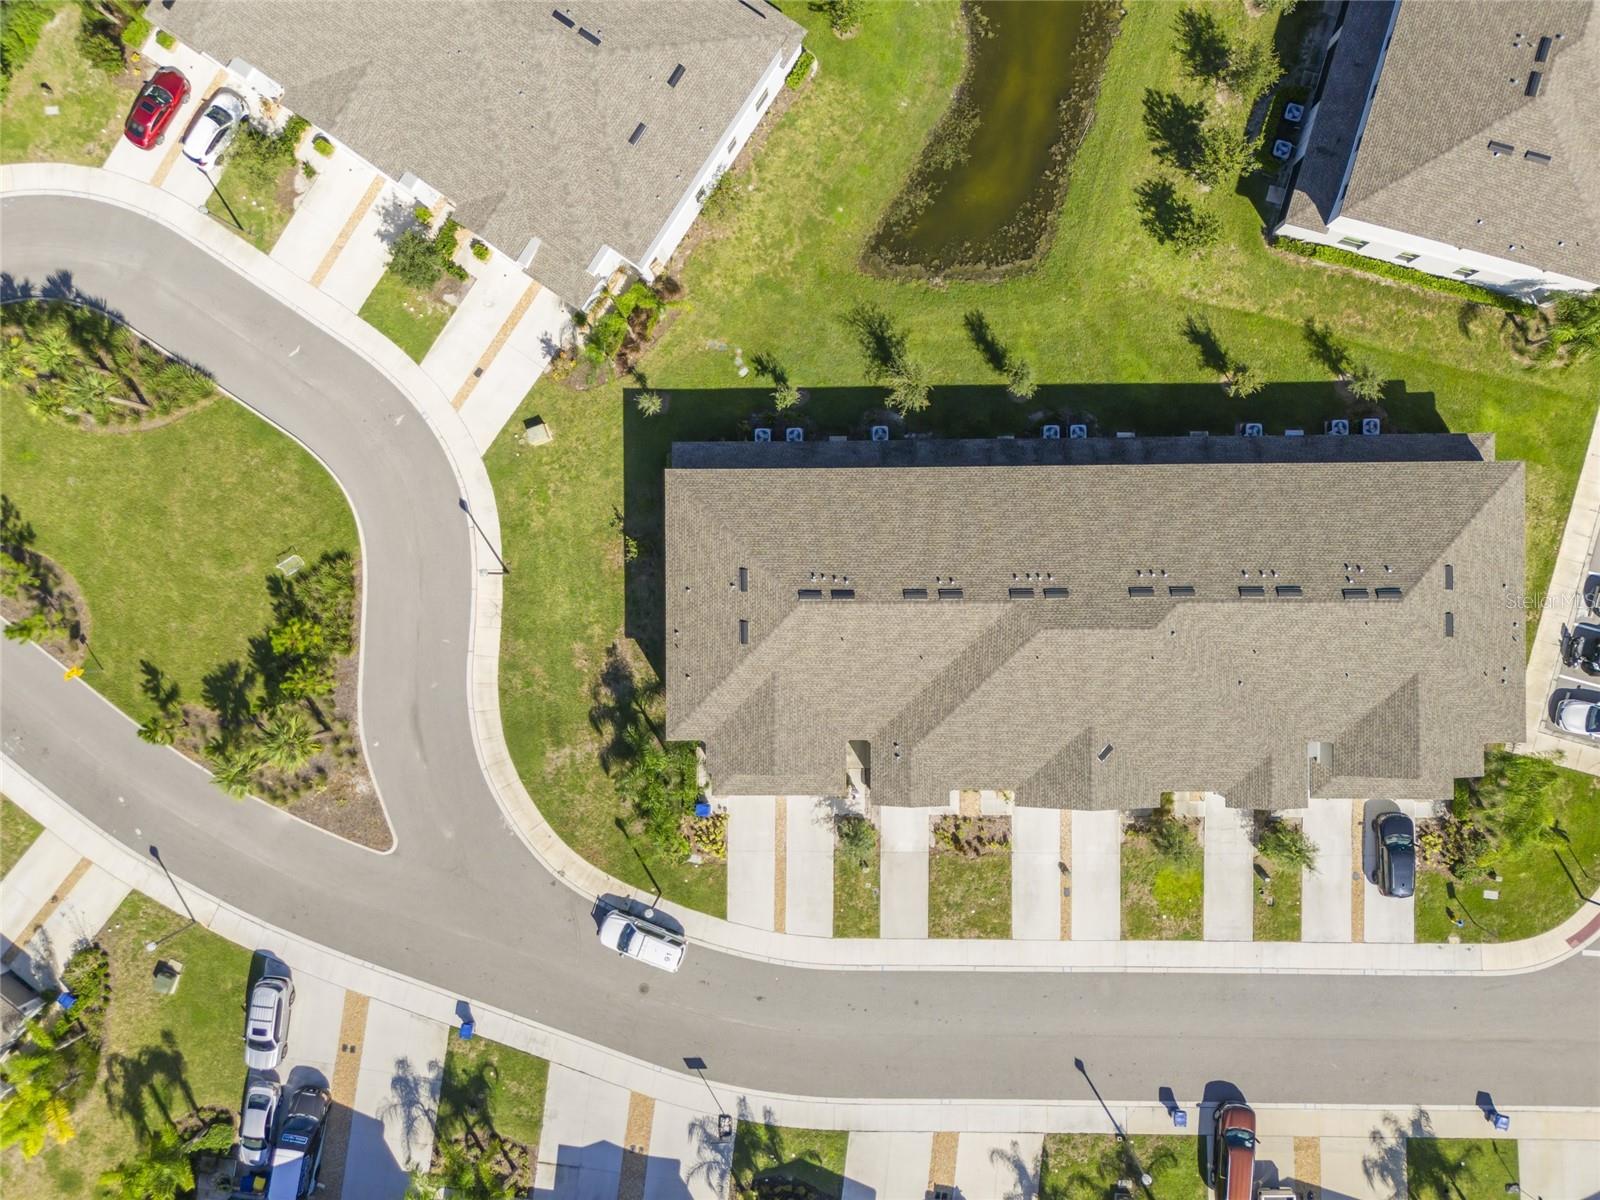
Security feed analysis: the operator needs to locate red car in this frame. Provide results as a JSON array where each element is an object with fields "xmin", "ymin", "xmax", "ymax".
[{"xmin": 124, "ymin": 66, "xmax": 190, "ymax": 149}]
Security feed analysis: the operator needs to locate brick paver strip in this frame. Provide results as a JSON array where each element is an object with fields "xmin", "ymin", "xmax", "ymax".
[
  {"xmin": 152, "ymin": 70, "xmax": 226, "ymax": 189},
  {"xmin": 311, "ymin": 173, "xmax": 385, "ymax": 289},
  {"xmin": 317, "ymin": 990, "xmax": 371, "ymax": 1200},
  {"xmin": 616, "ymin": 1091, "xmax": 655, "ymax": 1200},
  {"xmin": 1349, "ymin": 809, "xmax": 1365, "ymax": 943},
  {"xmin": 773, "ymin": 795, "xmax": 787, "ymax": 934},
  {"xmin": 1565, "ymin": 907, "xmax": 1600, "ymax": 947},
  {"xmin": 1060, "ymin": 807, "xmax": 1073, "ymax": 939},
  {"xmin": 449, "ymin": 280, "xmax": 540, "ymax": 411},
  {"xmin": 929, "ymin": 1131, "xmax": 958, "ymax": 1192},
  {"xmin": 1294, "ymin": 1136, "xmax": 1321, "ymax": 1190},
  {"xmin": 0, "ymin": 856, "xmax": 92, "ymax": 968},
  {"xmin": 958, "ymin": 790, "xmax": 981, "ymax": 819}
]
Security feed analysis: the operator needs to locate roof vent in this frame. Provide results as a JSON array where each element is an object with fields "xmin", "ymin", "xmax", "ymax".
[
  {"xmin": 1096, "ymin": 743, "xmax": 1114, "ymax": 762},
  {"xmin": 1525, "ymin": 149, "xmax": 1552, "ymax": 165},
  {"xmin": 902, "ymin": 587, "xmax": 929, "ymax": 600},
  {"xmin": 668, "ymin": 63, "xmax": 686, "ymax": 87},
  {"xmin": 1238, "ymin": 585, "xmax": 1266, "ymax": 598},
  {"xmin": 552, "ymin": 8, "xmax": 575, "ymax": 27},
  {"xmin": 830, "ymin": 588, "xmax": 855, "ymax": 600},
  {"xmin": 1128, "ymin": 585, "xmax": 1156, "ymax": 597},
  {"xmin": 738, "ymin": 619, "xmax": 749, "ymax": 645},
  {"xmin": 1275, "ymin": 584, "xmax": 1303, "ymax": 597},
  {"xmin": 1525, "ymin": 70, "xmax": 1542, "ymax": 96},
  {"xmin": 1342, "ymin": 587, "xmax": 1370, "ymax": 600},
  {"xmin": 628, "ymin": 122, "xmax": 647, "ymax": 146},
  {"xmin": 798, "ymin": 588, "xmax": 823, "ymax": 600},
  {"xmin": 1042, "ymin": 586, "xmax": 1070, "ymax": 598},
  {"xmin": 936, "ymin": 587, "xmax": 964, "ymax": 600},
  {"xmin": 1444, "ymin": 611, "xmax": 1455, "ymax": 637},
  {"xmin": 1009, "ymin": 586, "xmax": 1035, "ymax": 599},
  {"xmin": 1535, "ymin": 35, "xmax": 1553, "ymax": 62},
  {"xmin": 1375, "ymin": 587, "xmax": 1402, "ymax": 601},
  {"xmin": 1488, "ymin": 139, "xmax": 1514, "ymax": 156},
  {"xmin": 1169, "ymin": 585, "xmax": 1196, "ymax": 597}
]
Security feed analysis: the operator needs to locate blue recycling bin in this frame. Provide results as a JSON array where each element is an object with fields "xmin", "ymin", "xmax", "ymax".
[
  {"xmin": 694, "ymin": 800, "xmax": 712, "ymax": 818},
  {"xmin": 1493, "ymin": 1113, "xmax": 1511, "ymax": 1132},
  {"xmin": 57, "ymin": 991, "xmax": 77, "ymax": 1011},
  {"xmin": 1171, "ymin": 1109, "xmax": 1188, "ymax": 1128},
  {"xmin": 459, "ymin": 1020, "xmax": 475, "ymax": 1041}
]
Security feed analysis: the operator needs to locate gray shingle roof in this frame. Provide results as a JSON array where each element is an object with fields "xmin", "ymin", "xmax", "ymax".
[
  {"xmin": 155, "ymin": 1, "xmax": 803, "ymax": 303},
  {"xmin": 1285, "ymin": 0, "xmax": 1600, "ymax": 284},
  {"xmin": 664, "ymin": 437, "xmax": 1525, "ymax": 811}
]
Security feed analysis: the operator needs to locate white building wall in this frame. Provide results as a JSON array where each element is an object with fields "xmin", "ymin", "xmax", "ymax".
[{"xmin": 1277, "ymin": 214, "xmax": 1597, "ymax": 300}]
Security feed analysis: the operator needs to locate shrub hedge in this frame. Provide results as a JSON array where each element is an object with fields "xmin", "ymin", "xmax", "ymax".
[{"xmin": 1275, "ymin": 237, "xmax": 1538, "ymax": 315}]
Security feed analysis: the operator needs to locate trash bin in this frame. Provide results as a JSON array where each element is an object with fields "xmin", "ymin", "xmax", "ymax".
[
  {"xmin": 458, "ymin": 1020, "xmax": 475, "ymax": 1041},
  {"xmin": 694, "ymin": 800, "xmax": 712, "ymax": 818}
]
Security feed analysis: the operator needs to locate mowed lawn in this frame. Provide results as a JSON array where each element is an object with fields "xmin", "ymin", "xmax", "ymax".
[
  {"xmin": 1, "ymin": 796, "xmax": 45, "ymax": 876},
  {"xmin": 0, "ymin": 4, "xmax": 136, "ymax": 167},
  {"xmin": 486, "ymin": 0, "xmax": 1599, "ymax": 913},
  {"xmin": 0, "ymin": 893, "xmax": 253, "ymax": 1199},
  {"xmin": 358, "ymin": 269, "xmax": 454, "ymax": 364},
  {"xmin": 0, "ymin": 391, "xmax": 356, "ymax": 722}
]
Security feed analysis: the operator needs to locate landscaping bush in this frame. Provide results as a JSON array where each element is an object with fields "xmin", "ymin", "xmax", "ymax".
[
  {"xmin": 835, "ymin": 812, "xmax": 876, "ymax": 869},
  {"xmin": 413, "ymin": 203, "xmax": 433, "ymax": 226},
  {"xmin": 155, "ymin": 28, "xmax": 176, "ymax": 50},
  {"xmin": 311, "ymin": 132, "xmax": 333, "ymax": 156},
  {"xmin": 120, "ymin": 13, "xmax": 149, "ymax": 50},
  {"xmin": 634, "ymin": 390, "xmax": 663, "ymax": 417},
  {"xmin": 615, "ymin": 720, "xmax": 699, "ymax": 860},
  {"xmin": 1275, "ymin": 237, "xmax": 1536, "ymax": 315},
  {"xmin": 1255, "ymin": 815, "xmax": 1315, "ymax": 870},
  {"xmin": 0, "ymin": 0, "xmax": 54, "ymax": 93},
  {"xmin": 1425, "ymin": 751, "xmax": 1564, "ymax": 881},
  {"xmin": 701, "ymin": 169, "xmax": 746, "ymax": 224},
  {"xmin": 388, "ymin": 227, "xmax": 445, "ymax": 290},
  {"xmin": 821, "ymin": 0, "xmax": 863, "ymax": 36},
  {"xmin": 1146, "ymin": 796, "xmax": 1199, "ymax": 863},
  {"xmin": 77, "ymin": 15, "xmax": 126, "ymax": 74},
  {"xmin": 583, "ymin": 311, "xmax": 628, "ymax": 365},
  {"xmin": 470, "ymin": 238, "xmax": 490, "ymax": 262},
  {"xmin": 786, "ymin": 47, "xmax": 815, "ymax": 89}
]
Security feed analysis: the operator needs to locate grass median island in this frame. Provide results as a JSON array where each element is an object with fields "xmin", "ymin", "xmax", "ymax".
[
  {"xmin": 0, "ymin": 796, "xmax": 44, "ymax": 875},
  {"xmin": 731, "ymin": 1119, "xmax": 848, "ymax": 1200},
  {"xmin": 833, "ymin": 812, "xmax": 880, "ymax": 938},
  {"xmin": 0, "ymin": 4, "xmax": 137, "ymax": 167},
  {"xmin": 1415, "ymin": 751, "xmax": 1600, "ymax": 944},
  {"xmin": 0, "ymin": 892, "xmax": 251, "ymax": 1198},
  {"xmin": 490, "ymin": 0, "xmax": 1598, "ymax": 915},
  {"xmin": 1041, "ymin": 1133, "xmax": 1205, "ymax": 1200},
  {"xmin": 1406, "ymin": 1138, "xmax": 1519, "ymax": 1200},
  {"xmin": 431, "ymin": 1036, "xmax": 549, "ymax": 1194},
  {"xmin": 1122, "ymin": 799, "xmax": 1203, "ymax": 940},
  {"xmin": 928, "ymin": 815, "xmax": 1011, "ymax": 939}
]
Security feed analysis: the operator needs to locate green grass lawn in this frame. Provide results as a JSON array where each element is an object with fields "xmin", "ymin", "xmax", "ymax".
[
  {"xmin": 204, "ymin": 148, "xmax": 298, "ymax": 254},
  {"xmin": 1415, "ymin": 761, "xmax": 1600, "ymax": 943},
  {"xmin": 488, "ymin": 0, "xmax": 1599, "ymax": 915},
  {"xmin": 0, "ymin": 389, "xmax": 357, "ymax": 723},
  {"xmin": 1122, "ymin": 825, "xmax": 1203, "ymax": 941},
  {"xmin": 731, "ymin": 1121, "xmax": 848, "ymax": 1199},
  {"xmin": 1253, "ymin": 856, "xmax": 1302, "ymax": 941},
  {"xmin": 0, "ymin": 797, "xmax": 44, "ymax": 876},
  {"xmin": 834, "ymin": 839, "xmax": 880, "ymax": 938},
  {"xmin": 1041, "ymin": 1133, "xmax": 1205, "ymax": 1200},
  {"xmin": 1407, "ymin": 1138, "xmax": 1519, "ymax": 1200},
  {"xmin": 436, "ymin": 1036, "xmax": 549, "ymax": 1154},
  {"xmin": 928, "ymin": 847, "xmax": 1011, "ymax": 939},
  {"xmin": 0, "ymin": 5, "xmax": 137, "ymax": 167},
  {"xmin": 358, "ymin": 269, "xmax": 454, "ymax": 363},
  {"xmin": 0, "ymin": 893, "xmax": 252, "ymax": 1198}
]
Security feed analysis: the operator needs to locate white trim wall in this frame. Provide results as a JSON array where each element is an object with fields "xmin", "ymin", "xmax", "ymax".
[{"xmin": 1278, "ymin": 214, "xmax": 1597, "ymax": 300}]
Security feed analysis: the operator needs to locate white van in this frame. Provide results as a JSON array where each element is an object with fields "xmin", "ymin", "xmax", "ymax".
[{"xmin": 598, "ymin": 910, "xmax": 685, "ymax": 973}]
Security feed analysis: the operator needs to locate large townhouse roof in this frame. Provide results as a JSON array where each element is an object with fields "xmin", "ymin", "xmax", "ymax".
[
  {"xmin": 1283, "ymin": 0, "xmax": 1599, "ymax": 284},
  {"xmin": 664, "ymin": 436, "xmax": 1526, "ymax": 812},
  {"xmin": 155, "ymin": 0, "xmax": 804, "ymax": 303}
]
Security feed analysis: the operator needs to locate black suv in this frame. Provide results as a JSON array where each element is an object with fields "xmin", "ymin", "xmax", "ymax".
[
  {"xmin": 271, "ymin": 1085, "xmax": 330, "ymax": 1198},
  {"xmin": 1374, "ymin": 812, "xmax": 1416, "ymax": 898}
]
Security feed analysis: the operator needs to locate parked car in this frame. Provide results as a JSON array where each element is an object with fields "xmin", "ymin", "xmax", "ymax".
[
  {"xmin": 598, "ymin": 909, "xmax": 685, "ymax": 973},
  {"xmin": 1374, "ymin": 811, "xmax": 1416, "ymax": 899},
  {"xmin": 1557, "ymin": 697, "xmax": 1600, "ymax": 738},
  {"xmin": 124, "ymin": 66, "xmax": 190, "ymax": 149},
  {"xmin": 237, "ymin": 1079, "xmax": 281, "ymax": 1170},
  {"xmin": 243, "ymin": 975, "xmax": 294, "ymax": 1069},
  {"xmin": 1561, "ymin": 624, "xmax": 1600, "ymax": 676},
  {"xmin": 181, "ymin": 88, "xmax": 248, "ymax": 168},
  {"xmin": 269, "ymin": 1085, "xmax": 330, "ymax": 1199},
  {"xmin": 1211, "ymin": 1102, "xmax": 1256, "ymax": 1200}
]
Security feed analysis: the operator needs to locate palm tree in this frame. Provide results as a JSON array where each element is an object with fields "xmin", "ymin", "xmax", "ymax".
[
  {"xmin": 99, "ymin": 1120, "xmax": 234, "ymax": 1200},
  {"xmin": 0, "ymin": 335, "xmax": 37, "ymax": 384},
  {"xmin": 207, "ymin": 745, "xmax": 262, "ymax": 798},
  {"xmin": 64, "ymin": 368, "xmax": 118, "ymax": 422},
  {"xmin": 27, "ymin": 325, "xmax": 76, "ymax": 378},
  {"xmin": 1542, "ymin": 290, "xmax": 1600, "ymax": 363},
  {"xmin": 137, "ymin": 711, "xmax": 183, "ymax": 746},
  {"xmin": 0, "ymin": 1045, "xmax": 76, "ymax": 1158},
  {"xmin": 23, "ymin": 380, "xmax": 66, "ymax": 421},
  {"xmin": 3, "ymin": 611, "xmax": 57, "ymax": 644},
  {"xmin": 260, "ymin": 708, "xmax": 318, "ymax": 770}
]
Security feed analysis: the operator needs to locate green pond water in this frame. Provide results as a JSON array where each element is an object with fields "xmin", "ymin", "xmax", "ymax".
[{"xmin": 867, "ymin": 0, "xmax": 1120, "ymax": 278}]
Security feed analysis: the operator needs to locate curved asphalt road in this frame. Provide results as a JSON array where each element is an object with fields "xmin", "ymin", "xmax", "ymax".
[{"xmin": 2, "ymin": 196, "xmax": 1597, "ymax": 1108}]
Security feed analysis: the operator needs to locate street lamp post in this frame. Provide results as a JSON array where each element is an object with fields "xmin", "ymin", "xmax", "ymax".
[
  {"xmin": 683, "ymin": 1058, "xmax": 734, "ymax": 1140},
  {"xmin": 1075, "ymin": 1060, "xmax": 1153, "ymax": 1191},
  {"xmin": 144, "ymin": 845, "xmax": 197, "ymax": 951},
  {"xmin": 459, "ymin": 498, "xmax": 510, "ymax": 575}
]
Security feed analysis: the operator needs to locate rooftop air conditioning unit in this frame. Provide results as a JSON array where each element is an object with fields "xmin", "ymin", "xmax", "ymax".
[
  {"xmin": 1361, "ymin": 417, "xmax": 1381, "ymax": 435},
  {"xmin": 1272, "ymin": 139, "xmax": 1294, "ymax": 161},
  {"xmin": 1241, "ymin": 422, "xmax": 1265, "ymax": 437},
  {"xmin": 870, "ymin": 425, "xmax": 890, "ymax": 442},
  {"xmin": 1325, "ymin": 419, "xmax": 1350, "ymax": 435},
  {"xmin": 1068, "ymin": 424, "xmax": 1088, "ymax": 439},
  {"xmin": 785, "ymin": 427, "xmax": 805, "ymax": 442},
  {"xmin": 1283, "ymin": 102, "xmax": 1305, "ymax": 124},
  {"xmin": 753, "ymin": 427, "xmax": 772, "ymax": 442},
  {"xmin": 1042, "ymin": 424, "xmax": 1062, "ymax": 439}
]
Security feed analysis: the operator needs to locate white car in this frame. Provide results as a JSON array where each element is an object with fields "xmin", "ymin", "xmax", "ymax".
[
  {"xmin": 182, "ymin": 88, "xmax": 247, "ymax": 168},
  {"xmin": 1557, "ymin": 698, "xmax": 1600, "ymax": 738},
  {"xmin": 598, "ymin": 910, "xmax": 685, "ymax": 973},
  {"xmin": 243, "ymin": 975, "xmax": 293, "ymax": 1069},
  {"xmin": 237, "ymin": 1079, "xmax": 280, "ymax": 1169}
]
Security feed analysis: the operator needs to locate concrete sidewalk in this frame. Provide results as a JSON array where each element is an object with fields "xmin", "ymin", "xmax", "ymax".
[
  {"xmin": 879, "ymin": 807, "xmax": 931, "ymax": 939},
  {"xmin": 726, "ymin": 796, "xmax": 777, "ymax": 932},
  {"xmin": 1012, "ymin": 807, "xmax": 1062, "ymax": 941},
  {"xmin": 1202, "ymin": 793, "xmax": 1254, "ymax": 942},
  {"xmin": 954, "ymin": 1132, "xmax": 1044, "ymax": 1200},
  {"xmin": 1, "ymin": 827, "xmax": 82, "ymax": 941},
  {"xmin": 785, "ymin": 797, "xmax": 834, "ymax": 938},
  {"xmin": 644, "ymin": 1100, "xmax": 732, "ymax": 1200},
  {"xmin": 5, "ymin": 862, "xmax": 129, "ymax": 988},
  {"xmin": 1069, "ymin": 810, "xmax": 1121, "ymax": 941}
]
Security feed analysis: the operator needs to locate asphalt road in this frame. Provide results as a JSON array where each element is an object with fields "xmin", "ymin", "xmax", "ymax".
[{"xmin": 2, "ymin": 196, "xmax": 1598, "ymax": 1108}]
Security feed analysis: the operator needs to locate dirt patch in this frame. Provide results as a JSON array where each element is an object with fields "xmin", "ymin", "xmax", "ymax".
[{"xmin": 931, "ymin": 813, "xmax": 1010, "ymax": 857}]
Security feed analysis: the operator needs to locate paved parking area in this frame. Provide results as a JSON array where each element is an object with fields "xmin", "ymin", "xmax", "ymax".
[
  {"xmin": 642, "ymin": 1099, "xmax": 731, "ymax": 1200},
  {"xmin": 102, "ymin": 39, "xmax": 221, "ymax": 187},
  {"xmin": 1360, "ymin": 800, "xmax": 1425, "ymax": 945},
  {"xmin": 1301, "ymin": 799, "xmax": 1354, "ymax": 942},
  {"xmin": 1202, "ymin": 793, "xmax": 1254, "ymax": 941},
  {"xmin": 841, "ymin": 1131, "xmax": 934, "ymax": 1200},
  {"xmin": 785, "ymin": 797, "xmax": 834, "ymax": 938},
  {"xmin": 1011, "ymin": 807, "xmax": 1062, "ymax": 941},
  {"xmin": 726, "ymin": 796, "xmax": 777, "ymax": 931},
  {"xmin": 879, "ymin": 807, "xmax": 931, "ymax": 939},
  {"xmin": 1068, "ymin": 809, "xmax": 1122, "ymax": 941},
  {"xmin": 953, "ymin": 1131, "xmax": 1043, "ymax": 1200}
]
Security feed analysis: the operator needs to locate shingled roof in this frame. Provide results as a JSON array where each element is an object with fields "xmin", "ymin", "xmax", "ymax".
[
  {"xmin": 155, "ymin": 0, "xmax": 803, "ymax": 303},
  {"xmin": 664, "ymin": 436, "xmax": 1526, "ymax": 811},
  {"xmin": 1284, "ymin": 0, "xmax": 1599, "ymax": 283}
]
